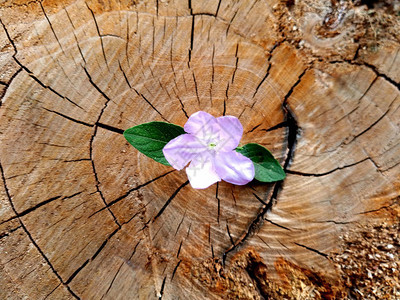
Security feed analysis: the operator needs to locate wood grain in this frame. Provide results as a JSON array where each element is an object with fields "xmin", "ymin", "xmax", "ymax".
[{"xmin": 0, "ymin": 0, "xmax": 399, "ymax": 299}]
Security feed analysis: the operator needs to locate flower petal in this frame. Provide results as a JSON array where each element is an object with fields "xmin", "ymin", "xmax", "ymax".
[
  {"xmin": 186, "ymin": 153, "xmax": 221, "ymax": 189},
  {"xmin": 184, "ymin": 111, "xmax": 220, "ymax": 143},
  {"xmin": 214, "ymin": 151, "xmax": 255, "ymax": 185},
  {"xmin": 163, "ymin": 134, "xmax": 205, "ymax": 170},
  {"xmin": 216, "ymin": 116, "xmax": 243, "ymax": 151}
]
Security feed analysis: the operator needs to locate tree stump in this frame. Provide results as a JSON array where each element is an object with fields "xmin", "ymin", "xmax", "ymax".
[{"xmin": 0, "ymin": 0, "xmax": 399, "ymax": 299}]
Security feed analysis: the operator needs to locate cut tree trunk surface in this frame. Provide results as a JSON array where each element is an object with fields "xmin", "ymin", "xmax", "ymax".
[{"xmin": 0, "ymin": 0, "xmax": 399, "ymax": 299}]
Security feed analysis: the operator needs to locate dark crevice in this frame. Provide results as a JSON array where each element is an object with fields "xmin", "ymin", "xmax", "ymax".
[
  {"xmin": 231, "ymin": 43, "xmax": 239, "ymax": 84},
  {"xmin": 97, "ymin": 123, "xmax": 124, "ymax": 134},
  {"xmin": 346, "ymin": 99, "xmax": 395, "ymax": 145},
  {"xmin": 222, "ymin": 67, "xmax": 308, "ymax": 264},
  {"xmin": 188, "ymin": 11, "xmax": 195, "ymax": 66},
  {"xmin": 152, "ymin": 181, "xmax": 189, "ymax": 222},
  {"xmin": 294, "ymin": 242, "xmax": 329, "ymax": 258},
  {"xmin": 192, "ymin": 71, "xmax": 200, "ymax": 104},
  {"xmin": 64, "ymin": 7, "xmax": 87, "ymax": 65},
  {"xmin": 132, "ymin": 87, "xmax": 168, "ymax": 121},
  {"xmin": 17, "ymin": 191, "xmax": 83, "ymax": 218},
  {"xmin": 174, "ymin": 210, "xmax": 186, "ymax": 236},
  {"xmin": 264, "ymin": 218, "xmax": 292, "ymax": 231},
  {"xmin": 176, "ymin": 95, "xmax": 189, "ymax": 119},
  {"xmin": 263, "ymin": 121, "xmax": 288, "ymax": 133},
  {"xmin": 247, "ymin": 123, "xmax": 262, "ymax": 133},
  {"xmin": 226, "ymin": 10, "xmax": 238, "ymax": 36},
  {"xmin": 171, "ymin": 260, "xmax": 182, "ymax": 281},
  {"xmin": 0, "ymin": 162, "xmax": 80, "ymax": 299},
  {"xmin": 215, "ymin": 0, "xmax": 222, "ymax": 17},
  {"xmin": 39, "ymin": 2, "xmax": 66, "ymax": 57},
  {"xmin": 43, "ymin": 283, "xmax": 61, "ymax": 299},
  {"xmin": 158, "ymin": 276, "xmax": 167, "ymax": 300},
  {"xmin": 43, "ymin": 108, "xmax": 93, "ymax": 127},
  {"xmin": 83, "ymin": 66, "xmax": 121, "ymax": 228},
  {"xmin": 186, "ymin": 222, "xmax": 192, "ymax": 238},
  {"xmin": 282, "ymin": 68, "xmax": 308, "ymax": 169},
  {"xmin": 287, "ymin": 157, "xmax": 370, "ymax": 177},
  {"xmin": 226, "ymin": 223, "xmax": 235, "ymax": 246},
  {"xmin": 223, "ymin": 81, "xmax": 229, "ymax": 116},
  {"xmin": 252, "ymin": 64, "xmax": 272, "ymax": 102},
  {"xmin": 86, "ymin": 3, "xmax": 109, "ymax": 68},
  {"xmin": 0, "ymin": 67, "xmax": 22, "ymax": 105},
  {"xmin": 66, "ymin": 227, "xmax": 120, "ymax": 284},
  {"xmin": 251, "ymin": 43, "xmax": 280, "ymax": 106},
  {"xmin": 192, "ymin": 12, "xmax": 218, "ymax": 17},
  {"xmin": 332, "ymin": 60, "xmax": 400, "ymax": 91},
  {"xmin": 101, "ymin": 240, "xmax": 141, "ymax": 299},
  {"xmin": 0, "ymin": 225, "xmax": 21, "ymax": 240},
  {"xmin": 176, "ymin": 241, "xmax": 183, "ymax": 258},
  {"xmin": 88, "ymin": 170, "xmax": 175, "ymax": 218},
  {"xmin": 119, "ymin": 61, "xmax": 132, "ymax": 89},
  {"xmin": 357, "ymin": 199, "xmax": 398, "ymax": 215},
  {"xmin": 253, "ymin": 193, "xmax": 267, "ymax": 206}
]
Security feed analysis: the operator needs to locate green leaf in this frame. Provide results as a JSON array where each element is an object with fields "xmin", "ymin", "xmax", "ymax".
[
  {"xmin": 123, "ymin": 121, "xmax": 185, "ymax": 166},
  {"xmin": 236, "ymin": 143, "xmax": 286, "ymax": 182}
]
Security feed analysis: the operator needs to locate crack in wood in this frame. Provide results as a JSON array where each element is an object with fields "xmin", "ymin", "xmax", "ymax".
[
  {"xmin": 39, "ymin": 2, "xmax": 67, "ymax": 58},
  {"xmin": 100, "ymin": 240, "xmax": 141, "ymax": 299},
  {"xmin": 191, "ymin": 70, "xmax": 200, "ymax": 105},
  {"xmin": 43, "ymin": 283, "xmax": 61, "ymax": 299},
  {"xmin": 225, "ymin": 10, "xmax": 238, "ymax": 37},
  {"xmin": 294, "ymin": 242, "xmax": 329, "ymax": 259},
  {"xmin": 0, "ymin": 225, "xmax": 21, "ymax": 240},
  {"xmin": 174, "ymin": 210, "xmax": 187, "ymax": 236},
  {"xmin": 222, "ymin": 67, "xmax": 308, "ymax": 264},
  {"xmin": 82, "ymin": 66, "xmax": 121, "ymax": 228},
  {"xmin": 264, "ymin": 218, "xmax": 292, "ymax": 231},
  {"xmin": 176, "ymin": 241, "xmax": 183, "ymax": 258},
  {"xmin": 158, "ymin": 276, "xmax": 167, "ymax": 299},
  {"xmin": 263, "ymin": 121, "xmax": 288, "ymax": 133},
  {"xmin": 251, "ymin": 43, "xmax": 280, "ymax": 108},
  {"xmin": 43, "ymin": 107, "xmax": 93, "ymax": 127},
  {"xmin": 0, "ymin": 67, "xmax": 22, "ymax": 105},
  {"xmin": 88, "ymin": 170, "xmax": 175, "ymax": 218},
  {"xmin": 171, "ymin": 260, "xmax": 182, "ymax": 281},
  {"xmin": 188, "ymin": 0, "xmax": 194, "ymax": 66},
  {"xmin": 287, "ymin": 157, "xmax": 370, "ymax": 177},
  {"xmin": 216, "ymin": 182, "xmax": 221, "ymax": 224},
  {"xmin": 231, "ymin": 43, "xmax": 239, "ymax": 84},
  {"xmin": 340, "ymin": 60, "xmax": 400, "ymax": 91},
  {"xmin": 66, "ymin": 227, "xmax": 120, "ymax": 284},
  {"xmin": 64, "ymin": 7, "xmax": 87, "ymax": 65},
  {"xmin": 86, "ymin": 3, "xmax": 109, "ymax": 69},
  {"xmin": 0, "ymin": 162, "xmax": 80, "ymax": 299},
  {"xmin": 152, "ymin": 181, "xmax": 189, "ymax": 223},
  {"xmin": 226, "ymin": 222, "xmax": 235, "ymax": 246},
  {"xmin": 1, "ymin": 18, "xmax": 85, "ymax": 110},
  {"xmin": 131, "ymin": 87, "xmax": 168, "ymax": 121},
  {"xmin": 357, "ymin": 197, "xmax": 399, "ymax": 215}
]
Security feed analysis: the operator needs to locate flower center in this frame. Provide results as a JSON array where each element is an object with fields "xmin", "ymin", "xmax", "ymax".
[{"xmin": 208, "ymin": 142, "xmax": 217, "ymax": 149}]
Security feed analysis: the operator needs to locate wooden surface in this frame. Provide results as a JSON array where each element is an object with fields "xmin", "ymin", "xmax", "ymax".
[{"xmin": 0, "ymin": 0, "xmax": 399, "ymax": 299}]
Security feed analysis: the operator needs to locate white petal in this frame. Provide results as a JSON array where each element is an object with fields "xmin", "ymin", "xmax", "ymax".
[
  {"xmin": 216, "ymin": 115, "xmax": 243, "ymax": 151},
  {"xmin": 186, "ymin": 153, "xmax": 221, "ymax": 189},
  {"xmin": 163, "ymin": 134, "xmax": 205, "ymax": 170},
  {"xmin": 214, "ymin": 151, "xmax": 255, "ymax": 185},
  {"xmin": 184, "ymin": 111, "xmax": 220, "ymax": 143}
]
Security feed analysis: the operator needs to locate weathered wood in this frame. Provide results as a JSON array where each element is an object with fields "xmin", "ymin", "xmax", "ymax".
[{"xmin": 0, "ymin": 0, "xmax": 399, "ymax": 299}]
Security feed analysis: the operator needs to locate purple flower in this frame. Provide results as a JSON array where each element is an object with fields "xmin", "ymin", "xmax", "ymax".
[{"xmin": 162, "ymin": 111, "xmax": 255, "ymax": 189}]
